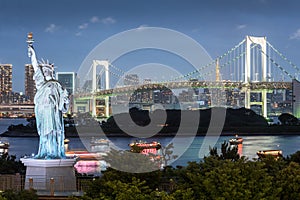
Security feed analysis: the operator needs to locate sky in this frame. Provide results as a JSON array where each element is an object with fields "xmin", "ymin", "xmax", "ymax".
[{"xmin": 1, "ymin": 0, "xmax": 300, "ymax": 92}]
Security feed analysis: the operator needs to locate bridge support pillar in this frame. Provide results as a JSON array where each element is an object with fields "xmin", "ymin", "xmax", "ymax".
[
  {"xmin": 105, "ymin": 96, "xmax": 109, "ymax": 118},
  {"xmin": 261, "ymin": 89, "xmax": 267, "ymax": 118},
  {"xmin": 245, "ymin": 89, "xmax": 251, "ymax": 109},
  {"xmin": 92, "ymin": 60, "xmax": 110, "ymax": 118},
  {"xmin": 246, "ymin": 89, "xmax": 268, "ymax": 118},
  {"xmin": 92, "ymin": 96, "xmax": 96, "ymax": 117}
]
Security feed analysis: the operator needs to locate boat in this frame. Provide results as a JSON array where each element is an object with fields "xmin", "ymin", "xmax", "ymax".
[
  {"xmin": 0, "ymin": 139, "xmax": 9, "ymax": 155},
  {"xmin": 65, "ymin": 150, "xmax": 103, "ymax": 160},
  {"xmin": 257, "ymin": 150, "xmax": 283, "ymax": 159},
  {"xmin": 129, "ymin": 140, "xmax": 161, "ymax": 155},
  {"xmin": 229, "ymin": 135, "xmax": 243, "ymax": 145}
]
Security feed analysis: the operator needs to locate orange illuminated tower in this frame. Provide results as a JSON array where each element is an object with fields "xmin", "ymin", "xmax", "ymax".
[{"xmin": 216, "ymin": 58, "xmax": 220, "ymax": 82}]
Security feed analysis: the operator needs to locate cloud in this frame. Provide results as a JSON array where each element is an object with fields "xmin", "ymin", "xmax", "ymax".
[
  {"xmin": 45, "ymin": 24, "xmax": 58, "ymax": 33},
  {"xmin": 101, "ymin": 17, "xmax": 116, "ymax": 24},
  {"xmin": 236, "ymin": 24, "xmax": 247, "ymax": 30},
  {"xmin": 90, "ymin": 16, "xmax": 99, "ymax": 23},
  {"xmin": 78, "ymin": 23, "xmax": 88, "ymax": 30},
  {"xmin": 290, "ymin": 29, "xmax": 300, "ymax": 40},
  {"xmin": 76, "ymin": 16, "xmax": 116, "ymax": 35}
]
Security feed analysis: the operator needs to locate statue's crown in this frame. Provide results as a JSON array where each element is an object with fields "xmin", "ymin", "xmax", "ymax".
[{"xmin": 39, "ymin": 59, "xmax": 55, "ymax": 71}]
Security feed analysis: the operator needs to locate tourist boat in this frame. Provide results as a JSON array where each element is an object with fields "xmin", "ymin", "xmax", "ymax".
[
  {"xmin": 0, "ymin": 139, "xmax": 9, "ymax": 155},
  {"xmin": 257, "ymin": 150, "xmax": 283, "ymax": 159},
  {"xmin": 229, "ymin": 135, "xmax": 243, "ymax": 145},
  {"xmin": 66, "ymin": 150, "xmax": 103, "ymax": 160},
  {"xmin": 129, "ymin": 140, "xmax": 161, "ymax": 155}
]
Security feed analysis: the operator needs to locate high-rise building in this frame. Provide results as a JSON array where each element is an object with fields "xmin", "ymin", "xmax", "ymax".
[
  {"xmin": 0, "ymin": 64, "xmax": 12, "ymax": 104},
  {"xmin": 56, "ymin": 72, "xmax": 78, "ymax": 113},
  {"xmin": 56, "ymin": 72, "xmax": 77, "ymax": 95},
  {"xmin": 124, "ymin": 74, "xmax": 139, "ymax": 86},
  {"xmin": 25, "ymin": 64, "xmax": 36, "ymax": 103}
]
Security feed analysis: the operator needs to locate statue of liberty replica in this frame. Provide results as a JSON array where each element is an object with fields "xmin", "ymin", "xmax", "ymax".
[
  {"xmin": 22, "ymin": 33, "xmax": 77, "ymax": 194},
  {"xmin": 27, "ymin": 32, "xmax": 69, "ymax": 159}
]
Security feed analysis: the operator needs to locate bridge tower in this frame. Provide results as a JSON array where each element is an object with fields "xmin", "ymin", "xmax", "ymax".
[
  {"xmin": 244, "ymin": 35, "xmax": 268, "ymax": 118},
  {"xmin": 92, "ymin": 60, "xmax": 110, "ymax": 118}
]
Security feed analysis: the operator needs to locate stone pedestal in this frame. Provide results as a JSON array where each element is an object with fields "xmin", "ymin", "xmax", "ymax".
[{"xmin": 21, "ymin": 158, "xmax": 78, "ymax": 195}]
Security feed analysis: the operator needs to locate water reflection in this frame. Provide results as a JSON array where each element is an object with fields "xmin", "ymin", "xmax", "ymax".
[{"xmin": 2, "ymin": 135, "xmax": 300, "ymax": 175}]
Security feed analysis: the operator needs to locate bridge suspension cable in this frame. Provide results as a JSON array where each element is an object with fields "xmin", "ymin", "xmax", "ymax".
[
  {"xmin": 109, "ymin": 63, "xmax": 127, "ymax": 75},
  {"xmin": 197, "ymin": 43, "xmax": 255, "ymax": 82},
  {"xmin": 256, "ymin": 44, "xmax": 294, "ymax": 80},
  {"xmin": 166, "ymin": 39, "xmax": 247, "ymax": 82},
  {"xmin": 267, "ymin": 41, "xmax": 300, "ymax": 73}
]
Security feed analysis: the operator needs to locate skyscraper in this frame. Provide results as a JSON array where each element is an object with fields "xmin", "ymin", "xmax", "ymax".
[
  {"xmin": 124, "ymin": 74, "xmax": 139, "ymax": 86},
  {"xmin": 56, "ymin": 72, "xmax": 78, "ymax": 113},
  {"xmin": 56, "ymin": 72, "xmax": 77, "ymax": 95},
  {"xmin": 0, "ymin": 64, "xmax": 12, "ymax": 104},
  {"xmin": 25, "ymin": 64, "xmax": 36, "ymax": 103}
]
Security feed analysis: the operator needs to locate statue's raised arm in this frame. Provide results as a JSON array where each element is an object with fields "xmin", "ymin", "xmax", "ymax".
[{"xmin": 27, "ymin": 32, "xmax": 39, "ymax": 72}]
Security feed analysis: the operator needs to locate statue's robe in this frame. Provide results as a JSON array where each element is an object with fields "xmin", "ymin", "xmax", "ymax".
[{"xmin": 34, "ymin": 80, "xmax": 69, "ymax": 159}]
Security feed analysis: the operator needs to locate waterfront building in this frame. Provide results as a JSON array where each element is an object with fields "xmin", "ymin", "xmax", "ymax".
[
  {"xmin": 0, "ymin": 64, "xmax": 12, "ymax": 104},
  {"xmin": 25, "ymin": 64, "xmax": 36, "ymax": 103}
]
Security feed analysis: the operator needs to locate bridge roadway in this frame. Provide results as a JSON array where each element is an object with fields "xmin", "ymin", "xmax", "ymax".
[{"xmin": 75, "ymin": 81, "xmax": 292, "ymax": 99}]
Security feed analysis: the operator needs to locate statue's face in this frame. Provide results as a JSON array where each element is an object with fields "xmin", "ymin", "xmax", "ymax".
[{"xmin": 42, "ymin": 67, "xmax": 53, "ymax": 79}]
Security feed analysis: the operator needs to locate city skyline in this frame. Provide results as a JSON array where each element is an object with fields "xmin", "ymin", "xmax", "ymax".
[{"xmin": 1, "ymin": 0, "xmax": 300, "ymax": 92}]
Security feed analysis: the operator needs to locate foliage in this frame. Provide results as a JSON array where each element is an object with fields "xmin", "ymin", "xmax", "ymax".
[
  {"xmin": 5, "ymin": 142, "xmax": 300, "ymax": 199},
  {"xmin": 0, "ymin": 153, "xmax": 25, "ymax": 174},
  {"xmin": 0, "ymin": 193, "xmax": 7, "ymax": 200},
  {"xmin": 160, "ymin": 143, "xmax": 178, "ymax": 167},
  {"xmin": 286, "ymin": 150, "xmax": 300, "ymax": 164},
  {"xmin": 278, "ymin": 113, "xmax": 299, "ymax": 125},
  {"xmin": 2, "ymin": 189, "xmax": 38, "ymax": 200},
  {"xmin": 103, "ymin": 148, "xmax": 161, "ymax": 173},
  {"xmin": 73, "ymin": 142, "xmax": 300, "ymax": 199},
  {"xmin": 208, "ymin": 140, "xmax": 240, "ymax": 161}
]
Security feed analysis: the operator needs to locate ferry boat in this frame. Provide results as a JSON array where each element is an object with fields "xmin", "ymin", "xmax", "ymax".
[
  {"xmin": 129, "ymin": 140, "xmax": 161, "ymax": 155},
  {"xmin": 257, "ymin": 150, "xmax": 283, "ymax": 159},
  {"xmin": 65, "ymin": 150, "xmax": 103, "ymax": 160},
  {"xmin": 229, "ymin": 135, "xmax": 243, "ymax": 145},
  {"xmin": 0, "ymin": 139, "xmax": 9, "ymax": 155}
]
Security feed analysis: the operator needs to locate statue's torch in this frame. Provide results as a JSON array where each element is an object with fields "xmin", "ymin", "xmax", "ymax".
[{"xmin": 26, "ymin": 32, "xmax": 34, "ymax": 47}]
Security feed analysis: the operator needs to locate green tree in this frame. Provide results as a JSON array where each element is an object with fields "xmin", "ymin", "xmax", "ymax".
[
  {"xmin": 2, "ymin": 189, "xmax": 38, "ymax": 200},
  {"xmin": 208, "ymin": 141, "xmax": 240, "ymax": 161},
  {"xmin": 278, "ymin": 113, "xmax": 299, "ymax": 125},
  {"xmin": 160, "ymin": 143, "xmax": 178, "ymax": 167},
  {"xmin": 0, "ymin": 153, "xmax": 25, "ymax": 174},
  {"xmin": 286, "ymin": 150, "xmax": 300, "ymax": 164},
  {"xmin": 103, "ymin": 148, "xmax": 161, "ymax": 173},
  {"xmin": 0, "ymin": 193, "xmax": 7, "ymax": 200},
  {"xmin": 274, "ymin": 162, "xmax": 300, "ymax": 199}
]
